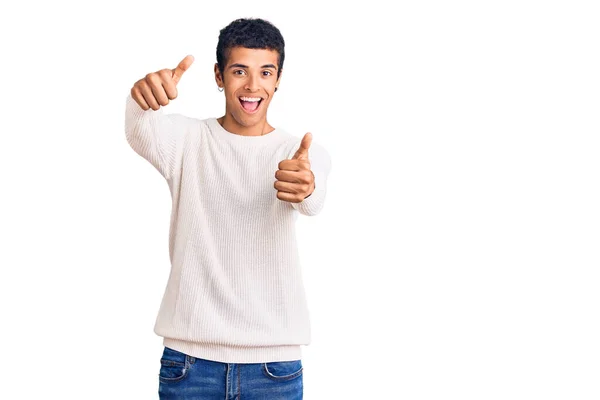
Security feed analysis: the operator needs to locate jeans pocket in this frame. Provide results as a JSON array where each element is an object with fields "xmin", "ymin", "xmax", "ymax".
[
  {"xmin": 158, "ymin": 347, "xmax": 191, "ymax": 383},
  {"xmin": 262, "ymin": 360, "xmax": 303, "ymax": 382}
]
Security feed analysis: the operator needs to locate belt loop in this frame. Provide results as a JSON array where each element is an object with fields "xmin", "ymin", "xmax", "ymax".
[{"xmin": 187, "ymin": 355, "xmax": 196, "ymax": 364}]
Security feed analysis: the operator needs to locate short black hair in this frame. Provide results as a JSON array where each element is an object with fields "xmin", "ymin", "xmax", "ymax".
[{"xmin": 216, "ymin": 18, "xmax": 285, "ymax": 81}]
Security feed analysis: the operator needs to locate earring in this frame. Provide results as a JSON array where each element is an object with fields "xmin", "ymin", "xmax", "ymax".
[{"xmin": 218, "ymin": 87, "xmax": 224, "ymax": 92}]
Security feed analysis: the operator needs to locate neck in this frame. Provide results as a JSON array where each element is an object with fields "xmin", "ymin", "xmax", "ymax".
[{"xmin": 217, "ymin": 113, "xmax": 275, "ymax": 137}]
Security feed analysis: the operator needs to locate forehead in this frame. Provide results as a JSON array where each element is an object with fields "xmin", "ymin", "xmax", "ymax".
[{"xmin": 225, "ymin": 47, "xmax": 279, "ymax": 68}]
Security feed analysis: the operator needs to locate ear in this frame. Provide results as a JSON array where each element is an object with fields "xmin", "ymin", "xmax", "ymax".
[{"xmin": 214, "ymin": 63, "xmax": 224, "ymax": 87}]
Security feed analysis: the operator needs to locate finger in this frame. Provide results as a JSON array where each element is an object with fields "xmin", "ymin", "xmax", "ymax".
[
  {"xmin": 147, "ymin": 75, "xmax": 169, "ymax": 106},
  {"xmin": 139, "ymin": 82, "xmax": 160, "ymax": 110},
  {"xmin": 278, "ymin": 159, "xmax": 310, "ymax": 171},
  {"xmin": 274, "ymin": 180, "xmax": 303, "ymax": 194},
  {"xmin": 150, "ymin": 84, "xmax": 169, "ymax": 106},
  {"xmin": 275, "ymin": 169, "xmax": 312, "ymax": 184},
  {"xmin": 163, "ymin": 80, "xmax": 178, "ymax": 100},
  {"xmin": 131, "ymin": 87, "xmax": 150, "ymax": 110},
  {"xmin": 172, "ymin": 55, "xmax": 195, "ymax": 85},
  {"xmin": 276, "ymin": 191, "xmax": 303, "ymax": 203},
  {"xmin": 157, "ymin": 69, "xmax": 178, "ymax": 100},
  {"xmin": 291, "ymin": 132, "xmax": 313, "ymax": 160}
]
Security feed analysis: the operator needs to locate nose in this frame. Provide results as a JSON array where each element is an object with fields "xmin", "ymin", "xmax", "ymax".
[{"xmin": 244, "ymin": 74, "xmax": 260, "ymax": 92}]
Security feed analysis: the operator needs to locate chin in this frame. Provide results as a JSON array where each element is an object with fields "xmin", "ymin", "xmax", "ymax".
[{"xmin": 235, "ymin": 112, "xmax": 262, "ymax": 125}]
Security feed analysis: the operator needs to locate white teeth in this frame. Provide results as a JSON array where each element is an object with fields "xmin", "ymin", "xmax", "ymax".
[{"xmin": 239, "ymin": 97, "xmax": 261, "ymax": 102}]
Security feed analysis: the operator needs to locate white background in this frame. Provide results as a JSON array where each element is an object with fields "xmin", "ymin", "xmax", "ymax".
[{"xmin": 0, "ymin": 0, "xmax": 598, "ymax": 399}]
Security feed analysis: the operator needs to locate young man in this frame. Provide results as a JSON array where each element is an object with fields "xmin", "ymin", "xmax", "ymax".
[{"xmin": 124, "ymin": 18, "xmax": 331, "ymax": 399}]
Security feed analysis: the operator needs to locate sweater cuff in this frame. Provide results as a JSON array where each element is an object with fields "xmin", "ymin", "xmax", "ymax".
[{"xmin": 293, "ymin": 184, "xmax": 326, "ymax": 216}]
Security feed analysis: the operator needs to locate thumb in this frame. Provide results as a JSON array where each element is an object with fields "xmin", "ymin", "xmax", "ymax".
[
  {"xmin": 292, "ymin": 132, "xmax": 313, "ymax": 160},
  {"xmin": 171, "ymin": 55, "xmax": 195, "ymax": 85}
]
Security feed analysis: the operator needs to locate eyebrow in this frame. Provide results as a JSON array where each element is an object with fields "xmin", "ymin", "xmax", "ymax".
[{"xmin": 228, "ymin": 63, "xmax": 278, "ymax": 70}]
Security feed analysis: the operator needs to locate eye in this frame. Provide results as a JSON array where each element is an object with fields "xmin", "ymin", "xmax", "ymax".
[
  {"xmin": 233, "ymin": 70, "xmax": 246, "ymax": 75},
  {"xmin": 263, "ymin": 70, "xmax": 273, "ymax": 76}
]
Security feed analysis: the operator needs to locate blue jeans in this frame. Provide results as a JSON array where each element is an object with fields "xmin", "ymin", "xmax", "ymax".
[{"xmin": 158, "ymin": 346, "xmax": 303, "ymax": 399}]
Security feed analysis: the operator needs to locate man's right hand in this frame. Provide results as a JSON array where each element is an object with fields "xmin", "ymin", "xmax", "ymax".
[{"xmin": 130, "ymin": 55, "xmax": 195, "ymax": 111}]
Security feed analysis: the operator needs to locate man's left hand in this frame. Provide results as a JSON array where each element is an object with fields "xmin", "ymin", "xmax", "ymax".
[{"xmin": 275, "ymin": 132, "xmax": 315, "ymax": 203}]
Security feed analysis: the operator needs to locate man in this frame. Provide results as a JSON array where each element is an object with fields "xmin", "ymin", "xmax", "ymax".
[{"xmin": 124, "ymin": 17, "xmax": 331, "ymax": 399}]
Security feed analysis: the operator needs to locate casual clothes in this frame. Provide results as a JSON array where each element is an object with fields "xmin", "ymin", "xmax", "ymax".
[
  {"xmin": 158, "ymin": 346, "xmax": 303, "ymax": 399},
  {"xmin": 124, "ymin": 95, "xmax": 332, "ymax": 363}
]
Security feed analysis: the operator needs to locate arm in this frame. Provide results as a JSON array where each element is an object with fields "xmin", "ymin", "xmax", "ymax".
[
  {"xmin": 124, "ymin": 55, "xmax": 194, "ymax": 181},
  {"xmin": 124, "ymin": 94, "xmax": 186, "ymax": 181}
]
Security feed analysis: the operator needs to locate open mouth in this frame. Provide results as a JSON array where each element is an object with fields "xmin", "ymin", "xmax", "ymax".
[{"xmin": 239, "ymin": 96, "xmax": 263, "ymax": 114}]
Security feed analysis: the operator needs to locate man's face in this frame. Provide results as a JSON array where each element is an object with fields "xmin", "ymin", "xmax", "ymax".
[{"xmin": 215, "ymin": 46, "xmax": 281, "ymax": 130}]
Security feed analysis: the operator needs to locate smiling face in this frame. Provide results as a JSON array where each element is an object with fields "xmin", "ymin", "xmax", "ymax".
[{"xmin": 214, "ymin": 46, "xmax": 282, "ymax": 136}]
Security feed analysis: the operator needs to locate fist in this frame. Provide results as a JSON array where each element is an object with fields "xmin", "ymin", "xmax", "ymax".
[
  {"xmin": 131, "ymin": 55, "xmax": 194, "ymax": 111},
  {"xmin": 275, "ymin": 132, "xmax": 315, "ymax": 203}
]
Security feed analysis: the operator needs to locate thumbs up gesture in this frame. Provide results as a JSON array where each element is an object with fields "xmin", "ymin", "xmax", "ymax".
[
  {"xmin": 275, "ymin": 132, "xmax": 316, "ymax": 203},
  {"xmin": 131, "ymin": 55, "xmax": 195, "ymax": 111}
]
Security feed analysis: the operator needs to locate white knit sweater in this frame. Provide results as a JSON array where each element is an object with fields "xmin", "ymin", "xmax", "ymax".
[{"xmin": 124, "ymin": 95, "xmax": 331, "ymax": 363}]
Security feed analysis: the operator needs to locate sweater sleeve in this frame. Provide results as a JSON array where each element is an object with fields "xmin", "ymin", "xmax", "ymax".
[
  {"xmin": 289, "ymin": 140, "xmax": 332, "ymax": 216},
  {"xmin": 124, "ymin": 94, "xmax": 187, "ymax": 181}
]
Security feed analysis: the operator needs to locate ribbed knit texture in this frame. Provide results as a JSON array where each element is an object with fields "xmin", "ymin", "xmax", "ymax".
[{"xmin": 124, "ymin": 95, "xmax": 331, "ymax": 363}]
